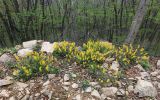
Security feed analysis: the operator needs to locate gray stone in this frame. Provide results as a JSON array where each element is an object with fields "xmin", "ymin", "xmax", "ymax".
[
  {"xmin": 41, "ymin": 42, "xmax": 54, "ymax": 53},
  {"xmin": 0, "ymin": 80, "xmax": 13, "ymax": 87},
  {"xmin": 134, "ymin": 80, "xmax": 157, "ymax": 97},
  {"xmin": 105, "ymin": 58, "xmax": 115, "ymax": 62},
  {"xmin": 17, "ymin": 49, "xmax": 33, "ymax": 57},
  {"xmin": 62, "ymin": 86, "xmax": 69, "ymax": 91},
  {"xmin": 0, "ymin": 53, "xmax": 15, "ymax": 63},
  {"xmin": 89, "ymin": 82, "xmax": 98, "ymax": 86},
  {"xmin": 102, "ymin": 87, "xmax": 118, "ymax": 97},
  {"xmin": 74, "ymin": 94, "xmax": 81, "ymax": 100},
  {"xmin": 23, "ymin": 40, "xmax": 37, "ymax": 49},
  {"xmin": 91, "ymin": 89, "xmax": 101, "ymax": 99},
  {"xmin": 101, "ymin": 63, "xmax": 108, "ymax": 68},
  {"xmin": 42, "ymin": 90, "xmax": 53, "ymax": 100}
]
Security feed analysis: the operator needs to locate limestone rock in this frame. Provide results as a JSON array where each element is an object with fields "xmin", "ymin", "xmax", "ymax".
[
  {"xmin": 140, "ymin": 72, "xmax": 150, "ymax": 80},
  {"xmin": 0, "ymin": 53, "xmax": 15, "ymax": 63},
  {"xmin": 151, "ymin": 70, "xmax": 159, "ymax": 77},
  {"xmin": 15, "ymin": 82, "xmax": 28, "ymax": 91},
  {"xmin": 41, "ymin": 42, "xmax": 54, "ymax": 53},
  {"xmin": 72, "ymin": 83, "xmax": 79, "ymax": 89},
  {"xmin": 17, "ymin": 49, "xmax": 33, "ymax": 57},
  {"xmin": 84, "ymin": 87, "xmax": 92, "ymax": 93},
  {"xmin": 0, "ymin": 90, "xmax": 11, "ymax": 97},
  {"xmin": 0, "ymin": 80, "xmax": 13, "ymax": 87},
  {"xmin": 23, "ymin": 40, "xmax": 37, "ymax": 49},
  {"xmin": 111, "ymin": 61, "xmax": 119, "ymax": 71},
  {"xmin": 64, "ymin": 74, "xmax": 70, "ymax": 81},
  {"xmin": 134, "ymin": 64, "xmax": 145, "ymax": 72},
  {"xmin": 91, "ymin": 89, "xmax": 101, "ymax": 99},
  {"xmin": 157, "ymin": 60, "xmax": 160, "ymax": 67},
  {"xmin": 116, "ymin": 89, "xmax": 125, "ymax": 96},
  {"xmin": 134, "ymin": 80, "xmax": 157, "ymax": 97},
  {"xmin": 101, "ymin": 87, "xmax": 118, "ymax": 97}
]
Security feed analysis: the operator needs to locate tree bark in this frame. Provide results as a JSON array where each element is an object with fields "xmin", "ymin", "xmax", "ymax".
[{"xmin": 125, "ymin": 0, "xmax": 150, "ymax": 44}]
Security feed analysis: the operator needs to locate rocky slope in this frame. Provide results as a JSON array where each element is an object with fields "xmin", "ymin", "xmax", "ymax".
[{"xmin": 0, "ymin": 40, "xmax": 160, "ymax": 100}]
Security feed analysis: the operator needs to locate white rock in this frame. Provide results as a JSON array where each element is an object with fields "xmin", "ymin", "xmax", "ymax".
[
  {"xmin": 23, "ymin": 40, "xmax": 37, "ymax": 49},
  {"xmin": 134, "ymin": 80, "xmax": 157, "ymax": 97},
  {"xmin": 140, "ymin": 72, "xmax": 150, "ymax": 80},
  {"xmin": 62, "ymin": 86, "xmax": 69, "ymax": 91},
  {"xmin": 134, "ymin": 64, "xmax": 145, "ymax": 72},
  {"xmin": 89, "ymin": 82, "xmax": 98, "ymax": 86},
  {"xmin": 91, "ymin": 89, "xmax": 101, "ymax": 99},
  {"xmin": 72, "ymin": 83, "xmax": 79, "ymax": 89},
  {"xmin": 116, "ymin": 89, "xmax": 125, "ymax": 96},
  {"xmin": 43, "ymin": 80, "xmax": 50, "ymax": 86},
  {"xmin": 0, "ymin": 80, "xmax": 13, "ymax": 87},
  {"xmin": 102, "ymin": 63, "xmax": 108, "ymax": 68},
  {"xmin": 48, "ymin": 74, "xmax": 56, "ymax": 79},
  {"xmin": 17, "ymin": 49, "xmax": 33, "ymax": 57},
  {"xmin": 41, "ymin": 42, "xmax": 54, "ymax": 53},
  {"xmin": 35, "ymin": 93, "xmax": 40, "ymax": 97},
  {"xmin": 157, "ymin": 75, "xmax": 160, "ymax": 79},
  {"xmin": 74, "ymin": 94, "xmax": 81, "ymax": 100},
  {"xmin": 128, "ymin": 85, "xmax": 134, "ymax": 92},
  {"xmin": 157, "ymin": 60, "xmax": 160, "ymax": 67},
  {"xmin": 151, "ymin": 70, "xmax": 159, "ymax": 77},
  {"xmin": 15, "ymin": 82, "xmax": 28, "ymax": 91},
  {"xmin": 105, "ymin": 58, "xmax": 115, "ymax": 62},
  {"xmin": 102, "ymin": 87, "xmax": 118, "ymax": 97},
  {"xmin": 0, "ymin": 53, "xmax": 15, "ymax": 63},
  {"xmin": 0, "ymin": 90, "xmax": 11, "ymax": 97},
  {"xmin": 64, "ymin": 74, "xmax": 70, "ymax": 81},
  {"xmin": 111, "ymin": 61, "xmax": 119, "ymax": 71},
  {"xmin": 21, "ymin": 95, "xmax": 30, "ymax": 100},
  {"xmin": 63, "ymin": 82, "xmax": 71, "ymax": 86},
  {"xmin": 9, "ymin": 96, "xmax": 16, "ymax": 100},
  {"xmin": 84, "ymin": 87, "xmax": 92, "ymax": 93},
  {"xmin": 101, "ymin": 94, "xmax": 107, "ymax": 100}
]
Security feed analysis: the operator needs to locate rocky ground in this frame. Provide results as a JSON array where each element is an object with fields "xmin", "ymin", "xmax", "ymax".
[{"xmin": 0, "ymin": 40, "xmax": 160, "ymax": 100}]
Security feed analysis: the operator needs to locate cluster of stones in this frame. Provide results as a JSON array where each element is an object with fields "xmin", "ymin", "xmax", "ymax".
[{"xmin": 0, "ymin": 40, "xmax": 160, "ymax": 100}]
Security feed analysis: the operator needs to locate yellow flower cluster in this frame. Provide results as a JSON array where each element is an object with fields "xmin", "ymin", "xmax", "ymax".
[
  {"xmin": 13, "ymin": 51, "xmax": 57, "ymax": 80},
  {"xmin": 76, "ymin": 40, "xmax": 114, "ymax": 64},
  {"xmin": 53, "ymin": 41, "xmax": 78, "ymax": 59},
  {"xmin": 115, "ymin": 44, "xmax": 149, "ymax": 67}
]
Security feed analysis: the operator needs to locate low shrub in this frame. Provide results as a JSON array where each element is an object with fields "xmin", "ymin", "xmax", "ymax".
[
  {"xmin": 75, "ymin": 40, "xmax": 114, "ymax": 65},
  {"xmin": 52, "ymin": 41, "xmax": 78, "ymax": 59},
  {"xmin": 115, "ymin": 44, "xmax": 150, "ymax": 69},
  {"xmin": 13, "ymin": 51, "xmax": 60, "ymax": 81}
]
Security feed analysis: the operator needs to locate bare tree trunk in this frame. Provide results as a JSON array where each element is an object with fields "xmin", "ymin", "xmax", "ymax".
[{"xmin": 125, "ymin": 0, "xmax": 150, "ymax": 44}]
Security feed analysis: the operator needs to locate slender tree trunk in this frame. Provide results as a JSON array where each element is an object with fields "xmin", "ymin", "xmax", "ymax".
[{"xmin": 125, "ymin": 0, "xmax": 150, "ymax": 44}]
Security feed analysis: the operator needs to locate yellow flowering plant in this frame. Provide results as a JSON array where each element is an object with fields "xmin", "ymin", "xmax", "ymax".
[
  {"xmin": 13, "ymin": 51, "xmax": 60, "ymax": 81},
  {"xmin": 53, "ymin": 41, "xmax": 78, "ymax": 60},
  {"xmin": 76, "ymin": 40, "xmax": 114, "ymax": 65},
  {"xmin": 115, "ymin": 44, "xmax": 150, "ymax": 69}
]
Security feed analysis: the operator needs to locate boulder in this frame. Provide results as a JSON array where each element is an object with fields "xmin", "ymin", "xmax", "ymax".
[
  {"xmin": 134, "ymin": 80, "xmax": 157, "ymax": 97},
  {"xmin": 41, "ymin": 42, "xmax": 54, "ymax": 53},
  {"xmin": 150, "ymin": 70, "xmax": 159, "ymax": 77},
  {"xmin": 15, "ymin": 82, "xmax": 28, "ymax": 91},
  {"xmin": 101, "ymin": 87, "xmax": 118, "ymax": 97},
  {"xmin": 64, "ymin": 74, "xmax": 70, "ymax": 81},
  {"xmin": 72, "ymin": 83, "xmax": 79, "ymax": 89},
  {"xmin": 0, "ymin": 53, "xmax": 15, "ymax": 63},
  {"xmin": 17, "ymin": 49, "xmax": 33, "ymax": 57},
  {"xmin": 0, "ymin": 89, "xmax": 11, "ymax": 97},
  {"xmin": 0, "ymin": 80, "xmax": 13, "ymax": 87},
  {"xmin": 23, "ymin": 40, "xmax": 37, "ymax": 49}
]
